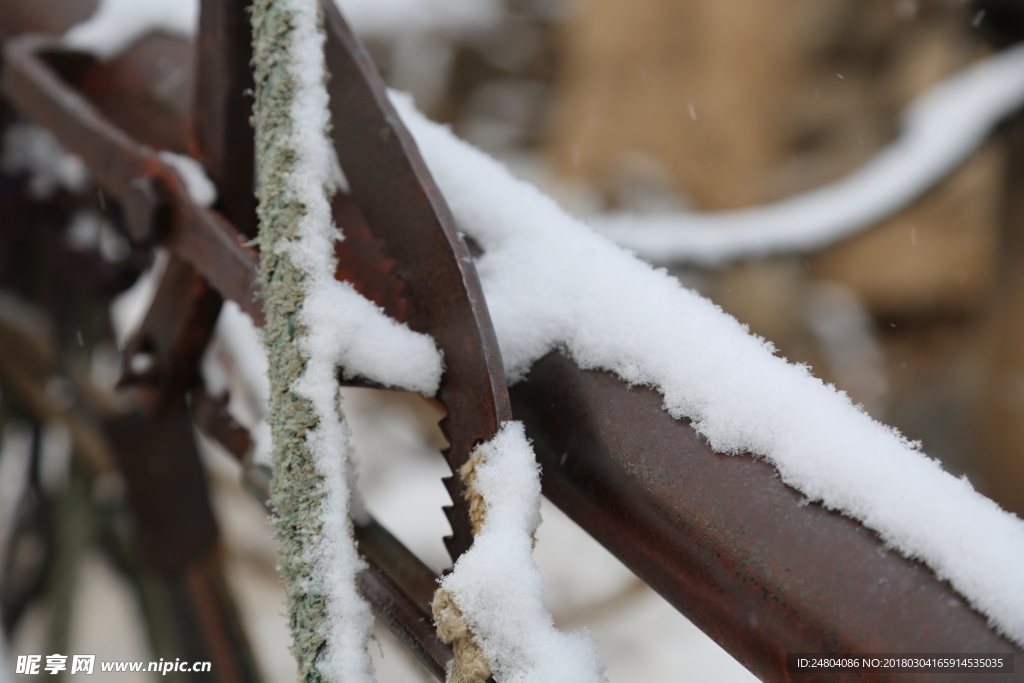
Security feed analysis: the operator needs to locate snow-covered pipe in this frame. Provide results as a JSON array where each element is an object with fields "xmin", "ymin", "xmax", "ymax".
[{"xmin": 593, "ymin": 44, "xmax": 1024, "ymax": 266}]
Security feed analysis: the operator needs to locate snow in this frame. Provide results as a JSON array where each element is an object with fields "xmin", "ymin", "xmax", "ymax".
[
  {"xmin": 273, "ymin": 1, "xmax": 443, "ymax": 681},
  {"xmin": 157, "ymin": 152, "xmax": 217, "ymax": 207},
  {"xmin": 64, "ymin": 0, "xmax": 198, "ymax": 59},
  {"xmin": 336, "ymin": 0, "xmax": 501, "ymax": 37},
  {"xmin": 2, "ymin": 123, "xmax": 88, "ymax": 200},
  {"xmin": 109, "ymin": 249, "xmax": 169, "ymax": 346},
  {"xmin": 64, "ymin": 210, "xmax": 131, "ymax": 263},
  {"xmin": 279, "ymin": 0, "xmax": 375, "ymax": 675},
  {"xmin": 393, "ymin": 93, "xmax": 1024, "ymax": 648},
  {"xmin": 438, "ymin": 422, "xmax": 606, "ymax": 683},
  {"xmin": 62, "ymin": 0, "xmax": 499, "ymax": 61},
  {"xmin": 215, "ymin": 303, "xmax": 271, "ymax": 412},
  {"xmin": 592, "ymin": 44, "xmax": 1024, "ymax": 265},
  {"xmin": 280, "ymin": 1, "xmax": 443, "ymax": 396}
]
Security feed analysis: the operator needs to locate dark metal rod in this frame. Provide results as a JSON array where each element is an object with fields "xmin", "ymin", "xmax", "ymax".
[{"xmin": 355, "ymin": 527, "xmax": 452, "ymax": 681}]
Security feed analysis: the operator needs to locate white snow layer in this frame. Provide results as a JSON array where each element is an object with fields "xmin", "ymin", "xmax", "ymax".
[
  {"xmin": 440, "ymin": 423, "xmax": 606, "ymax": 683},
  {"xmin": 2, "ymin": 123, "xmax": 88, "ymax": 199},
  {"xmin": 393, "ymin": 93, "xmax": 1024, "ymax": 647},
  {"xmin": 110, "ymin": 249, "xmax": 169, "ymax": 345},
  {"xmin": 593, "ymin": 44, "xmax": 1024, "ymax": 265},
  {"xmin": 275, "ymin": 2, "xmax": 442, "ymax": 682},
  {"xmin": 335, "ymin": 0, "xmax": 500, "ymax": 37},
  {"xmin": 64, "ymin": 0, "xmax": 198, "ymax": 59},
  {"xmin": 157, "ymin": 152, "xmax": 217, "ymax": 207},
  {"xmin": 63, "ymin": 0, "xmax": 499, "ymax": 61}
]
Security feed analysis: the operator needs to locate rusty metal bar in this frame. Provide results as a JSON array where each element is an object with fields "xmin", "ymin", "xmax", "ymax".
[
  {"xmin": 191, "ymin": 0, "xmax": 257, "ymax": 239},
  {"xmin": 354, "ymin": 521, "xmax": 452, "ymax": 681},
  {"xmin": 509, "ymin": 352, "xmax": 1024, "ymax": 682},
  {"xmin": 119, "ymin": 257, "xmax": 223, "ymax": 414},
  {"xmin": 322, "ymin": 0, "xmax": 513, "ymax": 562},
  {"xmin": 1, "ymin": 36, "xmax": 263, "ymax": 323},
  {"xmin": 190, "ymin": 385, "xmax": 255, "ymax": 464},
  {"xmin": 104, "ymin": 407, "xmax": 261, "ymax": 683},
  {"xmin": 119, "ymin": 0, "xmax": 259, "ymax": 412},
  {"xmin": 181, "ymin": 556, "xmax": 263, "ymax": 683},
  {"xmin": 0, "ymin": 0, "xmax": 94, "ymax": 37},
  {"xmin": 103, "ymin": 407, "xmax": 219, "ymax": 575},
  {"xmin": 123, "ymin": 0, "xmax": 261, "ymax": 416}
]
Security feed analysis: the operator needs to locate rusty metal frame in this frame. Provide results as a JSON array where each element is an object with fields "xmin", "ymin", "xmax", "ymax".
[{"xmin": 0, "ymin": 0, "xmax": 1021, "ymax": 681}]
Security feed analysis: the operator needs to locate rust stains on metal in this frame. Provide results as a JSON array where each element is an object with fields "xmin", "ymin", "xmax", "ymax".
[
  {"xmin": 2, "ymin": 36, "xmax": 263, "ymax": 322},
  {"xmin": 323, "ymin": 0, "xmax": 512, "ymax": 563},
  {"xmin": 3, "ymin": 2, "xmax": 1021, "ymax": 678},
  {"xmin": 510, "ymin": 352, "xmax": 1024, "ymax": 682},
  {"xmin": 191, "ymin": 0, "xmax": 257, "ymax": 239}
]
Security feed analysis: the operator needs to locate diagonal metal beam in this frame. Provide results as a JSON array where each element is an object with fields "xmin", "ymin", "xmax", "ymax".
[{"xmin": 510, "ymin": 352, "xmax": 1023, "ymax": 682}]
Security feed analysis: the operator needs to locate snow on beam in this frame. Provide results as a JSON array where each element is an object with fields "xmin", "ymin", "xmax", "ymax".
[
  {"xmin": 510, "ymin": 352, "xmax": 1024, "ymax": 681},
  {"xmin": 591, "ymin": 44, "xmax": 1024, "ymax": 266}
]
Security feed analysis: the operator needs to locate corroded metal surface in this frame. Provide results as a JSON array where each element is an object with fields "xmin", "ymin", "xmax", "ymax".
[
  {"xmin": 2, "ymin": 36, "xmax": 263, "ymax": 321},
  {"xmin": 355, "ymin": 521, "xmax": 454, "ymax": 679},
  {"xmin": 119, "ymin": 0, "xmax": 257, "ymax": 415},
  {"xmin": 510, "ymin": 352, "xmax": 1023, "ymax": 683},
  {"xmin": 1, "ymin": 0, "xmax": 1021, "ymax": 680},
  {"xmin": 0, "ymin": 3, "xmax": 501, "ymax": 673},
  {"xmin": 323, "ymin": 1, "xmax": 513, "ymax": 562}
]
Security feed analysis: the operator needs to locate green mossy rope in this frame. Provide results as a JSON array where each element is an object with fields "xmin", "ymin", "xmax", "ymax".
[{"xmin": 250, "ymin": 2, "xmax": 330, "ymax": 680}]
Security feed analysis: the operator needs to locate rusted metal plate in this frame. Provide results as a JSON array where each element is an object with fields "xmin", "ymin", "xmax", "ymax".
[
  {"xmin": 333, "ymin": 192, "xmax": 409, "ymax": 323},
  {"xmin": 323, "ymin": 0, "xmax": 512, "ymax": 562},
  {"xmin": 510, "ymin": 352, "xmax": 1024, "ymax": 683}
]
